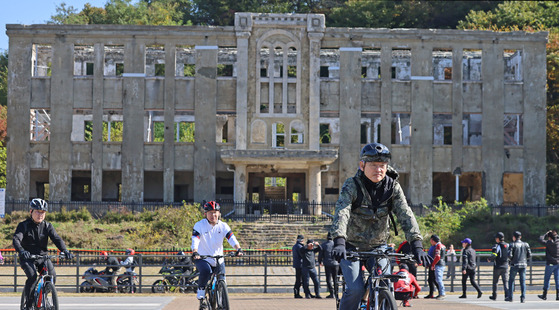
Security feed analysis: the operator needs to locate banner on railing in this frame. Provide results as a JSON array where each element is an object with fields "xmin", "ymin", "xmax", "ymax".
[{"xmin": 0, "ymin": 188, "xmax": 5, "ymax": 218}]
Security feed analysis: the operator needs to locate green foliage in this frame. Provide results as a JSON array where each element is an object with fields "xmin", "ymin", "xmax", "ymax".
[
  {"xmin": 175, "ymin": 122, "xmax": 195, "ymax": 142},
  {"xmin": 0, "ymin": 146, "xmax": 5, "ymax": 188},
  {"xmin": 0, "ymin": 51, "xmax": 7, "ymax": 107},
  {"xmin": 45, "ymin": 207, "xmax": 92, "ymax": 222},
  {"xmin": 103, "ymin": 121, "xmax": 124, "ymax": 142}
]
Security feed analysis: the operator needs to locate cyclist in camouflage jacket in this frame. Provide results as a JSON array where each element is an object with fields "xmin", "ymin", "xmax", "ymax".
[{"xmin": 330, "ymin": 143, "xmax": 432, "ymax": 310}]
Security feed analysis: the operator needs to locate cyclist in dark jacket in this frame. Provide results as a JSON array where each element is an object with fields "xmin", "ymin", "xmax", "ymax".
[
  {"xmin": 489, "ymin": 232, "xmax": 509, "ymax": 301},
  {"xmin": 319, "ymin": 232, "xmax": 339, "ymax": 298},
  {"xmin": 299, "ymin": 239, "xmax": 322, "ymax": 298},
  {"xmin": 459, "ymin": 238, "xmax": 482, "ymax": 299},
  {"xmin": 13, "ymin": 199, "xmax": 74, "ymax": 310},
  {"xmin": 507, "ymin": 231, "xmax": 531, "ymax": 303},
  {"xmin": 537, "ymin": 229, "xmax": 559, "ymax": 301},
  {"xmin": 292, "ymin": 234, "xmax": 304, "ymax": 298}
]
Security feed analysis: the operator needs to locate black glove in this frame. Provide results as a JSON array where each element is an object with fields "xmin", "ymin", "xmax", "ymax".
[
  {"xmin": 63, "ymin": 250, "xmax": 74, "ymax": 259},
  {"xmin": 332, "ymin": 237, "xmax": 347, "ymax": 262},
  {"xmin": 20, "ymin": 251, "xmax": 31, "ymax": 260},
  {"xmin": 412, "ymin": 240, "xmax": 433, "ymax": 267},
  {"xmin": 235, "ymin": 248, "xmax": 243, "ymax": 256}
]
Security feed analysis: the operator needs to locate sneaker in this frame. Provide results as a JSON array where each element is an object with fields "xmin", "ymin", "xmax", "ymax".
[
  {"xmin": 537, "ymin": 294, "xmax": 546, "ymax": 300},
  {"xmin": 435, "ymin": 295, "xmax": 445, "ymax": 300},
  {"xmin": 477, "ymin": 291, "xmax": 482, "ymax": 299},
  {"xmin": 504, "ymin": 297, "xmax": 512, "ymax": 302},
  {"xmin": 403, "ymin": 300, "xmax": 411, "ymax": 307},
  {"xmin": 489, "ymin": 294, "xmax": 497, "ymax": 301},
  {"xmin": 424, "ymin": 295, "xmax": 434, "ymax": 299},
  {"xmin": 315, "ymin": 295, "xmax": 323, "ymax": 299},
  {"xmin": 459, "ymin": 295, "xmax": 467, "ymax": 299},
  {"xmin": 520, "ymin": 296, "xmax": 525, "ymax": 303},
  {"xmin": 326, "ymin": 294, "xmax": 335, "ymax": 299},
  {"xmin": 294, "ymin": 294, "xmax": 303, "ymax": 299}
]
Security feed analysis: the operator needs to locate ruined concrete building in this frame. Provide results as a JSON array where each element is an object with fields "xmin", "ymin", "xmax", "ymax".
[{"xmin": 6, "ymin": 13, "xmax": 547, "ymax": 210}]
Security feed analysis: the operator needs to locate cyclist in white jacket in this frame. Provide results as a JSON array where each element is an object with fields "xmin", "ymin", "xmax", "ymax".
[{"xmin": 192, "ymin": 201, "xmax": 243, "ymax": 310}]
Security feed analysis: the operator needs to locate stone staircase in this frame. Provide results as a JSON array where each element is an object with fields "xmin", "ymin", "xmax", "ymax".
[{"xmin": 230, "ymin": 221, "xmax": 332, "ymax": 249}]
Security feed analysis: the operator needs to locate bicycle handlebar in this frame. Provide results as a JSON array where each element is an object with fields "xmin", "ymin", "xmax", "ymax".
[
  {"xmin": 346, "ymin": 250, "xmax": 416, "ymax": 263},
  {"xmin": 197, "ymin": 252, "xmax": 237, "ymax": 259},
  {"xmin": 29, "ymin": 254, "xmax": 72, "ymax": 261}
]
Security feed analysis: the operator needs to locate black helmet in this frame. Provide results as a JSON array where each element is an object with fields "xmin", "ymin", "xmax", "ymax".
[
  {"xmin": 360, "ymin": 143, "xmax": 391, "ymax": 163},
  {"xmin": 495, "ymin": 232, "xmax": 505, "ymax": 240},
  {"xmin": 30, "ymin": 198, "xmax": 48, "ymax": 211},
  {"xmin": 203, "ymin": 201, "xmax": 221, "ymax": 212},
  {"xmin": 513, "ymin": 231, "xmax": 522, "ymax": 239}
]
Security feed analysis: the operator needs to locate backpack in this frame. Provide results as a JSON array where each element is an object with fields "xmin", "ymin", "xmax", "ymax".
[{"xmin": 351, "ymin": 177, "xmax": 399, "ymax": 236}]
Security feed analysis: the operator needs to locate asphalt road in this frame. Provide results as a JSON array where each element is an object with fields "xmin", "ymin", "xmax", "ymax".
[{"xmin": 0, "ymin": 293, "xmax": 557, "ymax": 310}]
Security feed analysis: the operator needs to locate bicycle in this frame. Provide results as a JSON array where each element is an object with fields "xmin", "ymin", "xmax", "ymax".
[
  {"xmin": 197, "ymin": 252, "xmax": 237, "ymax": 310},
  {"xmin": 152, "ymin": 260, "xmax": 199, "ymax": 293},
  {"xmin": 20, "ymin": 254, "xmax": 68, "ymax": 310},
  {"xmin": 336, "ymin": 248, "xmax": 416, "ymax": 310}
]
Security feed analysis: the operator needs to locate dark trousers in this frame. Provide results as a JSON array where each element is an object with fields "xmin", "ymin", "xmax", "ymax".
[
  {"xmin": 492, "ymin": 267, "xmax": 509, "ymax": 298},
  {"xmin": 427, "ymin": 268, "xmax": 439, "ymax": 296},
  {"xmin": 194, "ymin": 259, "xmax": 225, "ymax": 290},
  {"xmin": 461, "ymin": 269, "xmax": 482, "ymax": 295},
  {"xmin": 20, "ymin": 258, "xmax": 55, "ymax": 306},
  {"xmin": 324, "ymin": 265, "xmax": 339, "ymax": 295},
  {"xmin": 293, "ymin": 267, "xmax": 302, "ymax": 294},
  {"xmin": 302, "ymin": 267, "xmax": 320, "ymax": 296}
]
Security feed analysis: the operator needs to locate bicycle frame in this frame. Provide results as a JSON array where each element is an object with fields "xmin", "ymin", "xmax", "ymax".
[{"xmin": 22, "ymin": 254, "xmax": 61, "ymax": 310}]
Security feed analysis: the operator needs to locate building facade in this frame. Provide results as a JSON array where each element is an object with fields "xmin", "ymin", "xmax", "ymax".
[{"xmin": 6, "ymin": 13, "xmax": 547, "ymax": 210}]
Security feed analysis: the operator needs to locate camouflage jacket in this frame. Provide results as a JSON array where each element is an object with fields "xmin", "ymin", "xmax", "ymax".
[{"xmin": 329, "ymin": 167, "xmax": 422, "ymax": 250}]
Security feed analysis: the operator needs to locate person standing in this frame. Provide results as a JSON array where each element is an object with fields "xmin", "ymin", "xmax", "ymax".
[
  {"xmin": 428, "ymin": 235, "xmax": 446, "ymax": 300},
  {"xmin": 299, "ymin": 239, "xmax": 322, "ymax": 298},
  {"xmin": 458, "ymin": 238, "xmax": 482, "ymax": 299},
  {"xmin": 446, "ymin": 244, "xmax": 457, "ymax": 279},
  {"xmin": 489, "ymin": 232, "xmax": 509, "ymax": 301},
  {"xmin": 291, "ymin": 234, "xmax": 305, "ymax": 298},
  {"xmin": 319, "ymin": 232, "xmax": 339, "ymax": 298},
  {"xmin": 537, "ymin": 229, "xmax": 559, "ymax": 301},
  {"xmin": 330, "ymin": 143, "xmax": 432, "ymax": 310},
  {"xmin": 507, "ymin": 231, "xmax": 531, "ymax": 303}
]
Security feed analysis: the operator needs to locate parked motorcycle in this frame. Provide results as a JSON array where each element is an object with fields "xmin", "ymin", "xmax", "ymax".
[
  {"xmin": 151, "ymin": 263, "xmax": 198, "ymax": 293},
  {"xmin": 80, "ymin": 267, "xmax": 138, "ymax": 293}
]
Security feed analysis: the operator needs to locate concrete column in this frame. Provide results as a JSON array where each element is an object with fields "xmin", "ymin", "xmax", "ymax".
[
  {"xmin": 451, "ymin": 46, "xmax": 464, "ymax": 182},
  {"xmin": 234, "ymin": 164, "xmax": 247, "ymax": 214},
  {"xmin": 308, "ymin": 165, "xmax": 322, "ymax": 214},
  {"xmin": 6, "ymin": 39, "xmax": 32, "ymax": 200},
  {"xmin": 91, "ymin": 43, "xmax": 104, "ymax": 201},
  {"xmin": 523, "ymin": 43, "xmax": 547, "ymax": 205},
  {"xmin": 193, "ymin": 46, "xmax": 218, "ymax": 202},
  {"xmin": 379, "ymin": 45, "xmax": 393, "ymax": 146},
  {"xmin": 482, "ymin": 43, "xmax": 504, "ymax": 205},
  {"xmin": 308, "ymin": 33, "xmax": 323, "ymax": 151},
  {"xmin": 409, "ymin": 44, "xmax": 434, "ymax": 204},
  {"xmin": 163, "ymin": 43, "xmax": 176, "ymax": 202},
  {"xmin": 49, "ymin": 37, "xmax": 74, "ymax": 201},
  {"xmin": 338, "ymin": 47, "xmax": 362, "ymax": 186},
  {"xmin": 121, "ymin": 40, "xmax": 146, "ymax": 202},
  {"xmin": 235, "ymin": 32, "xmax": 250, "ymax": 150}
]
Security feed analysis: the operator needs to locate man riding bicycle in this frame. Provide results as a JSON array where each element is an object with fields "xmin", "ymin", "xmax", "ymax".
[
  {"xmin": 13, "ymin": 198, "xmax": 74, "ymax": 310},
  {"xmin": 192, "ymin": 201, "xmax": 243, "ymax": 310},
  {"xmin": 330, "ymin": 143, "xmax": 432, "ymax": 310}
]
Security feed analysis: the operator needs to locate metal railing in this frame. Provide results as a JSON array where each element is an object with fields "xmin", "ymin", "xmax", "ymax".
[{"xmin": 0, "ymin": 251, "xmax": 550, "ymax": 294}]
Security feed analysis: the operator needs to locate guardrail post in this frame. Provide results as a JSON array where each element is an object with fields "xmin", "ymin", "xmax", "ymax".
[
  {"xmin": 14, "ymin": 253, "xmax": 18, "ymax": 292},
  {"xmin": 138, "ymin": 254, "xmax": 143, "ymax": 293},
  {"xmin": 529, "ymin": 255, "xmax": 532, "ymax": 286},
  {"xmin": 264, "ymin": 253, "xmax": 268, "ymax": 293},
  {"xmin": 76, "ymin": 253, "xmax": 80, "ymax": 293}
]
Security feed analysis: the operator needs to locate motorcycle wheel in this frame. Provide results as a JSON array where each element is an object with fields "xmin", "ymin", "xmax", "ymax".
[
  {"xmin": 152, "ymin": 280, "xmax": 167, "ymax": 293},
  {"xmin": 80, "ymin": 281, "xmax": 94, "ymax": 293}
]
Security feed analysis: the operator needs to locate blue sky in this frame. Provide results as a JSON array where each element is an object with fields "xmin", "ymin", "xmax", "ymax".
[{"xmin": 1, "ymin": 0, "xmax": 110, "ymax": 52}]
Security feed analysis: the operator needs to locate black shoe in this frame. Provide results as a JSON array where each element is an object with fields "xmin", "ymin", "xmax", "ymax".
[
  {"xmin": 435, "ymin": 295, "xmax": 445, "ymax": 300},
  {"xmin": 520, "ymin": 297, "xmax": 525, "ymax": 303},
  {"xmin": 477, "ymin": 291, "xmax": 482, "ymax": 299},
  {"xmin": 424, "ymin": 295, "xmax": 434, "ymax": 299},
  {"xmin": 294, "ymin": 294, "xmax": 303, "ymax": 299},
  {"xmin": 489, "ymin": 294, "xmax": 496, "ymax": 301},
  {"xmin": 459, "ymin": 295, "xmax": 467, "ymax": 299},
  {"xmin": 305, "ymin": 294, "xmax": 314, "ymax": 299},
  {"xmin": 538, "ymin": 293, "xmax": 546, "ymax": 300},
  {"xmin": 505, "ymin": 297, "xmax": 512, "ymax": 302},
  {"xmin": 326, "ymin": 294, "xmax": 334, "ymax": 299},
  {"xmin": 315, "ymin": 295, "xmax": 323, "ymax": 299}
]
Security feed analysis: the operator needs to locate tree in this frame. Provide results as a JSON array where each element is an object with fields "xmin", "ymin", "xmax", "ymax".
[{"xmin": 0, "ymin": 51, "xmax": 7, "ymax": 107}]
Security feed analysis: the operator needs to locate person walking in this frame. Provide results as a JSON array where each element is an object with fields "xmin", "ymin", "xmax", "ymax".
[
  {"xmin": 329, "ymin": 143, "xmax": 432, "ymax": 310},
  {"xmin": 427, "ymin": 234, "xmax": 446, "ymax": 300},
  {"xmin": 446, "ymin": 244, "xmax": 457, "ymax": 279},
  {"xmin": 489, "ymin": 232, "xmax": 509, "ymax": 301},
  {"xmin": 507, "ymin": 231, "xmax": 531, "ymax": 303},
  {"xmin": 319, "ymin": 232, "xmax": 339, "ymax": 299},
  {"xmin": 292, "ymin": 234, "xmax": 305, "ymax": 298},
  {"xmin": 537, "ymin": 229, "xmax": 559, "ymax": 301},
  {"xmin": 299, "ymin": 239, "xmax": 322, "ymax": 298},
  {"xmin": 458, "ymin": 238, "xmax": 482, "ymax": 299}
]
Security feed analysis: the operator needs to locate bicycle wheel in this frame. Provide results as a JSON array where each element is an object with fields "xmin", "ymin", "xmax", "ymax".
[
  {"xmin": 370, "ymin": 288, "xmax": 397, "ymax": 310},
  {"xmin": 215, "ymin": 280, "xmax": 229, "ymax": 310},
  {"xmin": 42, "ymin": 281, "xmax": 59, "ymax": 310},
  {"xmin": 152, "ymin": 280, "xmax": 167, "ymax": 293}
]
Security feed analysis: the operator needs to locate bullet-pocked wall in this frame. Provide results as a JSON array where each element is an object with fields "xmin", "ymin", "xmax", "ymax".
[{"xmin": 6, "ymin": 13, "xmax": 547, "ymax": 210}]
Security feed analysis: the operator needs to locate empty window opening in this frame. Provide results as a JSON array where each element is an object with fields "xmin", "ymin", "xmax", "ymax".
[
  {"xmin": 290, "ymin": 120, "xmax": 304, "ymax": 144},
  {"xmin": 361, "ymin": 115, "xmax": 381, "ymax": 144},
  {"xmin": 30, "ymin": 109, "xmax": 51, "ymax": 141},
  {"xmin": 272, "ymin": 122, "xmax": 285, "ymax": 148},
  {"xmin": 463, "ymin": 49, "xmax": 482, "ymax": 81},
  {"xmin": 217, "ymin": 64, "xmax": 233, "ymax": 77},
  {"xmin": 320, "ymin": 123, "xmax": 331, "ymax": 144},
  {"xmin": 462, "ymin": 114, "xmax": 482, "ymax": 146},
  {"xmin": 504, "ymin": 114, "xmax": 523, "ymax": 146},
  {"xmin": 103, "ymin": 110, "xmax": 123, "ymax": 142},
  {"xmin": 391, "ymin": 48, "xmax": 411, "ymax": 80},
  {"xmin": 433, "ymin": 114, "xmax": 452, "ymax": 145},
  {"xmin": 74, "ymin": 45, "xmax": 95, "ymax": 76},
  {"xmin": 391, "ymin": 113, "xmax": 411, "ymax": 145},
  {"xmin": 71, "ymin": 109, "xmax": 93, "ymax": 142},
  {"xmin": 32, "ymin": 44, "xmax": 52, "ymax": 77},
  {"xmin": 145, "ymin": 110, "xmax": 165, "ymax": 142},
  {"xmin": 104, "ymin": 45, "xmax": 124, "ymax": 76},
  {"xmin": 362, "ymin": 48, "xmax": 381, "ymax": 79},
  {"xmin": 176, "ymin": 45, "xmax": 195, "ymax": 77},
  {"xmin": 146, "ymin": 45, "xmax": 165, "ymax": 77},
  {"xmin": 504, "ymin": 49, "xmax": 522, "ymax": 82},
  {"xmin": 433, "ymin": 48, "xmax": 453, "ymax": 81}
]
